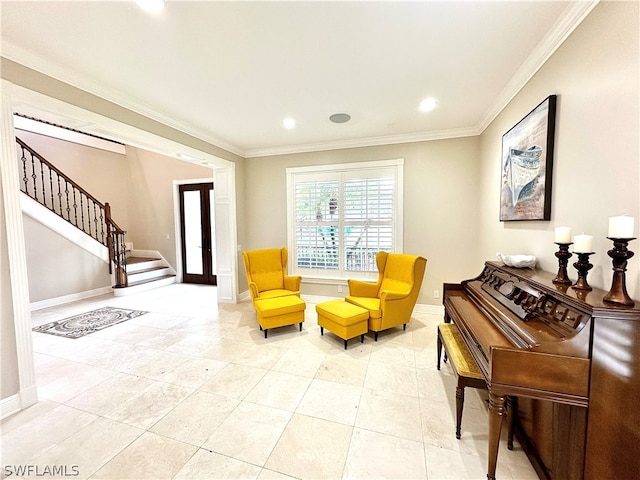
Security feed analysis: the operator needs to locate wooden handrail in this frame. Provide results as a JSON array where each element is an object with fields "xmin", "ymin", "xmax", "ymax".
[{"xmin": 16, "ymin": 136, "xmax": 128, "ymax": 287}]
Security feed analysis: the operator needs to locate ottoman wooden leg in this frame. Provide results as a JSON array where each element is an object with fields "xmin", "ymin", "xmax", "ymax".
[
  {"xmin": 344, "ymin": 339, "xmax": 348, "ymax": 349},
  {"xmin": 320, "ymin": 326, "xmax": 324, "ymax": 335},
  {"xmin": 264, "ymin": 329, "xmax": 268, "ymax": 339},
  {"xmin": 299, "ymin": 322, "xmax": 303, "ymax": 331},
  {"xmin": 360, "ymin": 334, "xmax": 364, "ymax": 343}
]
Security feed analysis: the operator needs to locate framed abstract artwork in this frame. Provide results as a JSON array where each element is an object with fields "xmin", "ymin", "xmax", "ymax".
[{"xmin": 500, "ymin": 94, "xmax": 557, "ymax": 221}]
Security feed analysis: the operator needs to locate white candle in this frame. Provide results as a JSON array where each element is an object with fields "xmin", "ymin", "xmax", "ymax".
[
  {"xmin": 608, "ymin": 216, "xmax": 635, "ymax": 238},
  {"xmin": 555, "ymin": 227, "xmax": 572, "ymax": 243},
  {"xmin": 573, "ymin": 234, "xmax": 593, "ymax": 253}
]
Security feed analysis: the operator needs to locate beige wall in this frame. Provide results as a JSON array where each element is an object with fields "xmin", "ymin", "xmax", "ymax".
[
  {"xmin": 478, "ymin": 1, "xmax": 640, "ymax": 298},
  {"xmin": 245, "ymin": 136, "xmax": 481, "ymax": 304},
  {"xmin": 125, "ymin": 146, "xmax": 212, "ymax": 269},
  {"xmin": 22, "ymin": 215, "xmax": 112, "ymax": 302}
]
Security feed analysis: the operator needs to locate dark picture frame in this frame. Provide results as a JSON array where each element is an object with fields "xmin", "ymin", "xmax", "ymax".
[{"xmin": 500, "ymin": 94, "xmax": 557, "ymax": 221}]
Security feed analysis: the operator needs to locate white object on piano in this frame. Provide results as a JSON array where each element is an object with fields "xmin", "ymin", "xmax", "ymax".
[{"xmin": 496, "ymin": 253, "xmax": 537, "ymax": 268}]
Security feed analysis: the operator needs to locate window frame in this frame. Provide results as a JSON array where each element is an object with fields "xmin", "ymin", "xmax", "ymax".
[{"xmin": 286, "ymin": 158, "xmax": 404, "ymax": 281}]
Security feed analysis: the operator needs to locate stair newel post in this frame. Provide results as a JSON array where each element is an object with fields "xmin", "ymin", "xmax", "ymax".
[{"xmin": 105, "ymin": 203, "xmax": 114, "ymax": 275}]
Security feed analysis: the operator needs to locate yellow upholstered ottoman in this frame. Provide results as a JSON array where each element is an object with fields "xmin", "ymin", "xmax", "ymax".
[
  {"xmin": 254, "ymin": 295, "xmax": 306, "ymax": 338},
  {"xmin": 316, "ymin": 299, "xmax": 369, "ymax": 349}
]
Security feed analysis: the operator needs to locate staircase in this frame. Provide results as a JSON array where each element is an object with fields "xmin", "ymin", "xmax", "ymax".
[
  {"xmin": 114, "ymin": 255, "xmax": 176, "ymax": 296},
  {"xmin": 16, "ymin": 135, "xmax": 175, "ymax": 295}
]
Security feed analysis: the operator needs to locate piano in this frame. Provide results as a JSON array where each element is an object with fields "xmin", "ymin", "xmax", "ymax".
[{"xmin": 443, "ymin": 261, "xmax": 640, "ymax": 480}]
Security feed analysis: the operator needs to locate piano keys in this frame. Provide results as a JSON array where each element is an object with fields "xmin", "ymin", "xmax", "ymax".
[{"xmin": 443, "ymin": 261, "xmax": 640, "ymax": 480}]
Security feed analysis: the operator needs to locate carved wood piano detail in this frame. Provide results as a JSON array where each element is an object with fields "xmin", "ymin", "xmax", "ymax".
[{"xmin": 443, "ymin": 261, "xmax": 640, "ymax": 480}]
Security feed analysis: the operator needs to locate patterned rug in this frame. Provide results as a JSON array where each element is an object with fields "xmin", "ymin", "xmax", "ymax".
[{"xmin": 33, "ymin": 307, "xmax": 148, "ymax": 339}]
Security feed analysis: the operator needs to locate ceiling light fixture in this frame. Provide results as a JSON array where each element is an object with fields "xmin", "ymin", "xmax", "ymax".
[
  {"xmin": 136, "ymin": 0, "xmax": 164, "ymax": 14},
  {"xmin": 329, "ymin": 113, "xmax": 351, "ymax": 124},
  {"xmin": 419, "ymin": 97, "xmax": 438, "ymax": 112},
  {"xmin": 282, "ymin": 117, "xmax": 297, "ymax": 129}
]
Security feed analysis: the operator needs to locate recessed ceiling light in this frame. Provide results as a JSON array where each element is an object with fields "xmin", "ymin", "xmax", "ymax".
[
  {"xmin": 283, "ymin": 117, "xmax": 297, "ymax": 129},
  {"xmin": 178, "ymin": 153, "xmax": 197, "ymax": 161},
  {"xmin": 136, "ymin": 0, "xmax": 164, "ymax": 14},
  {"xmin": 419, "ymin": 97, "xmax": 438, "ymax": 112},
  {"xmin": 329, "ymin": 113, "xmax": 351, "ymax": 124}
]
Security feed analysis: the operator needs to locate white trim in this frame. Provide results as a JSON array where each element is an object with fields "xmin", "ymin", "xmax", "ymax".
[
  {"xmin": 14, "ymin": 115, "xmax": 126, "ymax": 155},
  {"xmin": 0, "ymin": 82, "xmax": 37, "ymax": 414},
  {"xmin": 0, "ymin": 384, "xmax": 38, "ymax": 420},
  {"xmin": 477, "ymin": 0, "xmax": 599, "ymax": 134},
  {"xmin": 238, "ymin": 290, "xmax": 251, "ymax": 302},
  {"xmin": 30, "ymin": 286, "xmax": 112, "ymax": 311},
  {"xmin": 1, "ymin": 394, "xmax": 21, "ymax": 420},
  {"xmin": 172, "ymin": 177, "xmax": 214, "ymax": 284},
  {"xmin": 21, "ymin": 194, "xmax": 109, "ymax": 263},
  {"xmin": 246, "ymin": 127, "xmax": 480, "ymax": 158}
]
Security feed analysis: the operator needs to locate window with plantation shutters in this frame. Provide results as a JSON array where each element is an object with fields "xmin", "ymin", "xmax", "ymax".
[{"xmin": 286, "ymin": 159, "xmax": 403, "ymax": 280}]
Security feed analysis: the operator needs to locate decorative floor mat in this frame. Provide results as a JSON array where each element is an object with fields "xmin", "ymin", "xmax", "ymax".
[{"xmin": 33, "ymin": 307, "xmax": 148, "ymax": 339}]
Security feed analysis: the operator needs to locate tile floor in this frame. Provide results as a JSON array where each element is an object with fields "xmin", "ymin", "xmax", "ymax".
[{"xmin": 2, "ymin": 284, "xmax": 539, "ymax": 479}]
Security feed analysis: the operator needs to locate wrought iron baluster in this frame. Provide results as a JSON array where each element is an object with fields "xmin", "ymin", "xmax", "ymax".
[
  {"xmin": 65, "ymin": 180, "xmax": 71, "ymax": 221},
  {"xmin": 72, "ymin": 186, "xmax": 78, "ymax": 228},
  {"xmin": 79, "ymin": 192, "xmax": 85, "ymax": 233},
  {"xmin": 39, "ymin": 159, "xmax": 46, "ymax": 207},
  {"xmin": 99, "ymin": 206, "xmax": 105, "ymax": 245},
  {"xmin": 30, "ymin": 151, "xmax": 38, "ymax": 201},
  {"xmin": 56, "ymin": 173, "xmax": 63, "ymax": 217},
  {"xmin": 48, "ymin": 164, "xmax": 55, "ymax": 210},
  {"xmin": 21, "ymin": 146, "xmax": 28, "ymax": 194},
  {"xmin": 93, "ymin": 203, "xmax": 99, "ymax": 241}
]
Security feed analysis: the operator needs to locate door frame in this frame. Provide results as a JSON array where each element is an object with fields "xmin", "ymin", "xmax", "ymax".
[{"xmin": 178, "ymin": 181, "xmax": 216, "ymax": 285}]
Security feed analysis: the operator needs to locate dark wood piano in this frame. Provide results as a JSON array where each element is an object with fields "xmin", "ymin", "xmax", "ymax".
[{"xmin": 443, "ymin": 261, "xmax": 640, "ymax": 480}]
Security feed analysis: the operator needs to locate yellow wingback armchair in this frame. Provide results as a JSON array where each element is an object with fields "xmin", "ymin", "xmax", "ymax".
[
  {"xmin": 346, "ymin": 251, "xmax": 427, "ymax": 340},
  {"xmin": 242, "ymin": 248, "xmax": 302, "ymax": 303}
]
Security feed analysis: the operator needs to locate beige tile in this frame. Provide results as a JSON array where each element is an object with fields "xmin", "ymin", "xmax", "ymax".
[
  {"xmin": 0, "ymin": 399, "xmax": 59, "ymax": 435},
  {"xmin": 150, "ymin": 390, "xmax": 239, "ymax": 446},
  {"xmin": 264, "ymin": 414, "xmax": 352, "ymax": 479},
  {"xmin": 231, "ymin": 343, "xmax": 287, "ymax": 369},
  {"xmin": 199, "ymin": 363, "xmax": 268, "ymax": 400},
  {"xmin": 369, "ymin": 341, "xmax": 416, "ymax": 367},
  {"xmin": 244, "ymin": 370, "xmax": 311, "ymax": 411},
  {"xmin": 174, "ymin": 448, "xmax": 261, "ymax": 479},
  {"xmin": 89, "ymin": 322, "xmax": 165, "ymax": 344},
  {"xmin": 123, "ymin": 349, "xmax": 190, "ymax": 381},
  {"xmin": 107, "ymin": 381, "xmax": 192, "ymax": 429},
  {"xmin": 27, "ymin": 416, "xmax": 144, "ymax": 479},
  {"xmin": 201, "ymin": 338, "xmax": 252, "ymax": 362},
  {"xmin": 158, "ymin": 356, "xmax": 227, "ymax": 389},
  {"xmin": 296, "ymin": 378, "xmax": 362, "ymax": 425},
  {"xmin": 314, "ymin": 353, "xmax": 369, "ymax": 386},
  {"xmin": 256, "ymin": 469, "xmax": 298, "ymax": 480},
  {"xmin": 271, "ymin": 348, "xmax": 326, "ymax": 377},
  {"xmin": 424, "ymin": 445, "xmax": 513, "ymax": 480},
  {"xmin": 364, "ymin": 362, "xmax": 419, "ymax": 397},
  {"xmin": 91, "ymin": 431, "xmax": 197, "ymax": 479},
  {"xmin": 36, "ymin": 359, "xmax": 115, "ymax": 403},
  {"xmin": 355, "ymin": 388, "xmax": 423, "ymax": 442},
  {"xmin": 1, "ymin": 405, "xmax": 97, "ymax": 465},
  {"xmin": 204, "ymin": 402, "xmax": 292, "ymax": 467},
  {"xmin": 343, "ymin": 428, "xmax": 427, "ymax": 479},
  {"xmin": 66, "ymin": 373, "xmax": 155, "ymax": 417}
]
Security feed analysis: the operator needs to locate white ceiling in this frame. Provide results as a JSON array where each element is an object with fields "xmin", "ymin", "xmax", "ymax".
[{"xmin": 1, "ymin": 1, "xmax": 597, "ymax": 158}]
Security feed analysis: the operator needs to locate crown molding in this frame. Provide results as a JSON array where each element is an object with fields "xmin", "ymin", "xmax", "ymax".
[
  {"xmin": 2, "ymin": 0, "xmax": 597, "ymax": 158},
  {"xmin": 477, "ymin": 0, "xmax": 599, "ymax": 133},
  {"xmin": 1, "ymin": 42, "xmax": 245, "ymax": 157},
  {"xmin": 244, "ymin": 126, "xmax": 481, "ymax": 158}
]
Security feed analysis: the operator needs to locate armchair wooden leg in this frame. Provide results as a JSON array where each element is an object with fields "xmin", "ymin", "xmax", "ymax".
[
  {"xmin": 403, "ymin": 323, "xmax": 407, "ymax": 331},
  {"xmin": 264, "ymin": 329, "xmax": 268, "ymax": 339},
  {"xmin": 374, "ymin": 331, "xmax": 379, "ymax": 341},
  {"xmin": 259, "ymin": 325, "xmax": 263, "ymax": 331},
  {"xmin": 344, "ymin": 339, "xmax": 348, "ymax": 349},
  {"xmin": 320, "ymin": 326, "xmax": 324, "ymax": 335},
  {"xmin": 360, "ymin": 334, "xmax": 364, "ymax": 343},
  {"xmin": 299, "ymin": 322, "xmax": 302, "ymax": 331}
]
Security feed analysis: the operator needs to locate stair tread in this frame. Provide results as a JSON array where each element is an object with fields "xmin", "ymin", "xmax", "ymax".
[
  {"xmin": 124, "ymin": 274, "xmax": 176, "ymax": 288},
  {"xmin": 128, "ymin": 266, "xmax": 169, "ymax": 275},
  {"xmin": 127, "ymin": 257, "xmax": 161, "ymax": 264}
]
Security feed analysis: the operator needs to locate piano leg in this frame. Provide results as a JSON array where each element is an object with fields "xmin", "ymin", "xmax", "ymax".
[{"xmin": 488, "ymin": 390, "xmax": 506, "ymax": 480}]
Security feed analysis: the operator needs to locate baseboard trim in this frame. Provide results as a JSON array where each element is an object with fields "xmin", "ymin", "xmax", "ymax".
[
  {"xmin": 30, "ymin": 286, "xmax": 112, "ymax": 311},
  {"xmin": 1, "ymin": 385, "xmax": 38, "ymax": 420}
]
